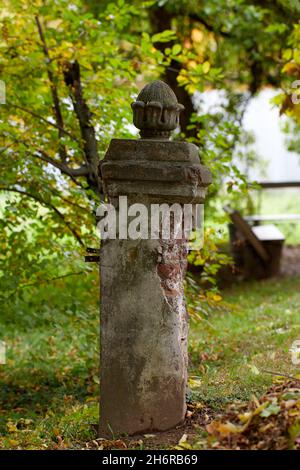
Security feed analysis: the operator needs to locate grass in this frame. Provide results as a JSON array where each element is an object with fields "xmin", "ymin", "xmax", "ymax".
[
  {"xmin": 0, "ymin": 270, "xmax": 100, "ymax": 450},
  {"xmin": 189, "ymin": 275, "xmax": 300, "ymax": 410},
  {"xmin": 0, "ymin": 271, "xmax": 300, "ymax": 449}
]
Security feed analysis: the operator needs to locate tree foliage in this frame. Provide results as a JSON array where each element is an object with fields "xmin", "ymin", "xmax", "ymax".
[
  {"xmin": 0, "ymin": 0, "xmax": 160, "ymax": 298},
  {"xmin": 1, "ymin": 0, "xmax": 300, "ymax": 298}
]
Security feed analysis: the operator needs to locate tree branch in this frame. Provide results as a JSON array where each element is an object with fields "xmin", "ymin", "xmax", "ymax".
[
  {"xmin": 7, "ymin": 102, "xmax": 80, "ymax": 143},
  {"xmin": 7, "ymin": 136, "xmax": 89, "ymax": 181},
  {"xmin": 50, "ymin": 190, "xmax": 89, "ymax": 211},
  {"xmin": 35, "ymin": 15, "xmax": 68, "ymax": 162},
  {"xmin": 63, "ymin": 60, "xmax": 101, "ymax": 194},
  {"xmin": 149, "ymin": 6, "xmax": 197, "ymax": 137},
  {"xmin": 0, "ymin": 186, "xmax": 85, "ymax": 246},
  {"xmin": 31, "ymin": 149, "xmax": 89, "ymax": 177}
]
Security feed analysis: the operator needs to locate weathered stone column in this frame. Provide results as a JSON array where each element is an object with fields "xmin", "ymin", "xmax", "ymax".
[{"xmin": 98, "ymin": 80, "xmax": 212, "ymax": 436}]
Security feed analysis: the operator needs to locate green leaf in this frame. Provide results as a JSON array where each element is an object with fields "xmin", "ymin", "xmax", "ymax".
[
  {"xmin": 172, "ymin": 44, "xmax": 182, "ymax": 55},
  {"xmin": 152, "ymin": 30, "xmax": 176, "ymax": 43},
  {"xmin": 260, "ymin": 401, "xmax": 281, "ymax": 418}
]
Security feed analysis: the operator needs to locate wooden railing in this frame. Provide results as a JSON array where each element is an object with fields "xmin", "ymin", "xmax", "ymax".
[{"xmin": 257, "ymin": 181, "xmax": 300, "ymax": 188}]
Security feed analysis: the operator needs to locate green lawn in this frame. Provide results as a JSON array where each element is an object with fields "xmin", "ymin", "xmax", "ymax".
[
  {"xmin": 189, "ymin": 275, "xmax": 300, "ymax": 408},
  {"xmin": 0, "ymin": 270, "xmax": 100, "ymax": 450},
  {"xmin": 0, "ymin": 272, "xmax": 300, "ymax": 449}
]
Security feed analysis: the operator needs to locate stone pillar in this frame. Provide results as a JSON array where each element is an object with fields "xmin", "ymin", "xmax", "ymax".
[{"xmin": 98, "ymin": 80, "xmax": 212, "ymax": 436}]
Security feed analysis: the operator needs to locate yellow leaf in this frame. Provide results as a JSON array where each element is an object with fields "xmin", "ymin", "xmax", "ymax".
[
  {"xmin": 238, "ymin": 411, "xmax": 253, "ymax": 423},
  {"xmin": 253, "ymin": 401, "xmax": 269, "ymax": 416},
  {"xmin": 259, "ymin": 422, "xmax": 274, "ymax": 433},
  {"xmin": 282, "ymin": 62, "xmax": 299, "ymax": 74},
  {"xmin": 177, "ymin": 442, "xmax": 192, "ymax": 449},
  {"xmin": 6, "ymin": 422, "xmax": 17, "ymax": 433},
  {"xmin": 86, "ymin": 396, "xmax": 97, "ymax": 403},
  {"xmin": 202, "ymin": 61, "xmax": 211, "ymax": 74},
  {"xmin": 217, "ymin": 422, "xmax": 244, "ymax": 435},
  {"xmin": 188, "ymin": 376, "xmax": 202, "ymax": 389},
  {"xmin": 8, "ymin": 439, "xmax": 19, "ymax": 447},
  {"xmin": 47, "ymin": 19, "xmax": 63, "ymax": 29},
  {"xmin": 191, "ymin": 29, "xmax": 203, "ymax": 43},
  {"xmin": 212, "ymin": 294, "xmax": 222, "ymax": 302},
  {"xmin": 283, "ymin": 49, "xmax": 293, "ymax": 61},
  {"xmin": 187, "ymin": 84, "xmax": 197, "ymax": 94},
  {"xmin": 176, "ymin": 433, "xmax": 192, "ymax": 450},
  {"xmin": 207, "ymin": 420, "xmax": 246, "ymax": 437},
  {"xmin": 288, "ymin": 409, "xmax": 300, "ymax": 416},
  {"xmin": 188, "ymin": 60, "xmax": 197, "ymax": 69}
]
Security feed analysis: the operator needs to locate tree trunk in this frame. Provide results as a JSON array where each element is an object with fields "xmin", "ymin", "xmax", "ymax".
[{"xmin": 149, "ymin": 7, "xmax": 197, "ymax": 138}]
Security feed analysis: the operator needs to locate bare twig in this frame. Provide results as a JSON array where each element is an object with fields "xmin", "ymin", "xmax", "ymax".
[{"xmin": 262, "ymin": 369, "xmax": 300, "ymax": 383}]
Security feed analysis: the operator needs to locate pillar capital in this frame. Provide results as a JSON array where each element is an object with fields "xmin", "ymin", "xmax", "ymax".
[{"xmin": 131, "ymin": 80, "xmax": 184, "ymax": 139}]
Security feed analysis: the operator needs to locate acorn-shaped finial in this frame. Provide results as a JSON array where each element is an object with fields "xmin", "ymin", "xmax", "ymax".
[{"xmin": 131, "ymin": 80, "xmax": 184, "ymax": 139}]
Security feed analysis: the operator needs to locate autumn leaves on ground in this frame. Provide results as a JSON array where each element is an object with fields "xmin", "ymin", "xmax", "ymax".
[{"xmin": 0, "ymin": 269, "xmax": 299, "ymax": 450}]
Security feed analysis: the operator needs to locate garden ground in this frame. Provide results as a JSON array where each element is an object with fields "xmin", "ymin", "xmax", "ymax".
[{"xmin": 0, "ymin": 259, "xmax": 299, "ymax": 450}]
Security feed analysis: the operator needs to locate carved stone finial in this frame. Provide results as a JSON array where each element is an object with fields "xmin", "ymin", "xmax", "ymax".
[{"xmin": 131, "ymin": 80, "xmax": 184, "ymax": 139}]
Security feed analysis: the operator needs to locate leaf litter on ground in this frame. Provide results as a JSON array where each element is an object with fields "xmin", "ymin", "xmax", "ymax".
[{"xmin": 206, "ymin": 379, "xmax": 300, "ymax": 450}]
